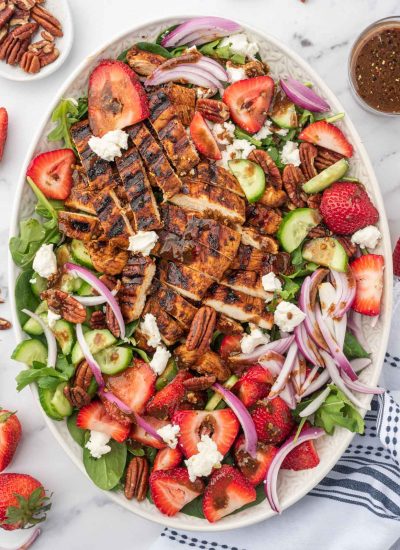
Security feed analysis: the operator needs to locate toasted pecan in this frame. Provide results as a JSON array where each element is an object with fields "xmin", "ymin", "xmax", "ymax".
[
  {"xmin": 41, "ymin": 289, "xmax": 86, "ymax": 323},
  {"xmin": 183, "ymin": 375, "xmax": 216, "ymax": 391},
  {"xmin": 315, "ymin": 146, "xmax": 343, "ymax": 171},
  {"xmin": 0, "ymin": 4, "xmax": 14, "ymax": 30},
  {"xmin": 248, "ymin": 149, "xmax": 283, "ymax": 190},
  {"xmin": 282, "ymin": 164, "xmax": 308, "ymax": 208},
  {"xmin": 336, "ymin": 236, "xmax": 357, "ymax": 258},
  {"xmin": 124, "ymin": 456, "xmax": 149, "ymax": 501},
  {"xmin": 192, "ymin": 350, "xmax": 230, "ymax": 382},
  {"xmin": 31, "ymin": 4, "xmax": 63, "ymax": 37},
  {"xmin": 63, "ymin": 385, "xmax": 91, "ymax": 409},
  {"xmin": 105, "ymin": 303, "xmax": 120, "ymax": 338},
  {"xmin": 196, "ymin": 98, "xmax": 229, "ymax": 123},
  {"xmin": 89, "ymin": 310, "xmax": 106, "ymax": 330},
  {"xmin": 299, "ymin": 142, "xmax": 318, "ymax": 181},
  {"xmin": 0, "ymin": 317, "xmax": 11, "ymax": 330},
  {"xmin": 186, "ymin": 306, "xmax": 217, "ymax": 353}
]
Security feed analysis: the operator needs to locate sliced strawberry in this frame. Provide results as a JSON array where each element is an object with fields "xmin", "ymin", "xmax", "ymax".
[
  {"xmin": 0, "ymin": 107, "xmax": 8, "ymax": 162},
  {"xmin": 219, "ymin": 334, "xmax": 241, "ymax": 360},
  {"xmin": 146, "ymin": 370, "xmax": 191, "ymax": 420},
  {"xmin": 282, "ymin": 439, "xmax": 319, "ymax": 470},
  {"xmin": 26, "ymin": 149, "xmax": 75, "ymax": 200},
  {"xmin": 0, "ymin": 410, "xmax": 21, "ymax": 473},
  {"xmin": 153, "ymin": 447, "xmax": 183, "ymax": 471},
  {"xmin": 189, "ymin": 111, "xmax": 221, "ymax": 160},
  {"xmin": 88, "ymin": 59, "xmax": 149, "ymax": 137},
  {"xmin": 106, "ymin": 359, "xmax": 155, "ymax": 414},
  {"xmin": 223, "ymin": 76, "xmax": 274, "ymax": 134},
  {"xmin": 77, "ymin": 400, "xmax": 129, "ymax": 442},
  {"xmin": 149, "ymin": 467, "xmax": 204, "ymax": 516},
  {"xmin": 129, "ymin": 416, "xmax": 167, "ymax": 449},
  {"xmin": 235, "ymin": 365, "xmax": 274, "ymax": 408},
  {"xmin": 202, "ymin": 464, "xmax": 256, "ymax": 523},
  {"xmin": 234, "ymin": 435, "xmax": 278, "ymax": 486},
  {"xmin": 350, "ymin": 254, "xmax": 384, "ymax": 316},
  {"xmin": 299, "ymin": 120, "xmax": 353, "ymax": 157},
  {"xmin": 250, "ymin": 397, "xmax": 295, "ymax": 444},
  {"xmin": 172, "ymin": 409, "xmax": 239, "ymax": 458},
  {"xmin": 393, "ymin": 238, "xmax": 400, "ymax": 277}
]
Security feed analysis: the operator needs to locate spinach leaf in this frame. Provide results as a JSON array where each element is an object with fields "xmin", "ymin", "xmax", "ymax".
[
  {"xmin": 125, "ymin": 319, "xmax": 139, "ymax": 338},
  {"xmin": 156, "ymin": 24, "xmax": 179, "ymax": 45},
  {"xmin": 67, "ymin": 412, "xmax": 87, "ymax": 447},
  {"xmin": 343, "ymin": 332, "xmax": 370, "ymax": 360},
  {"xmin": 83, "ymin": 433, "xmax": 127, "ymax": 490},
  {"xmin": 14, "ymin": 270, "xmax": 39, "ymax": 325},
  {"xmin": 117, "ymin": 48, "xmax": 129, "ymax": 62},
  {"xmin": 135, "ymin": 41, "xmax": 172, "ymax": 58},
  {"xmin": 132, "ymin": 347, "xmax": 150, "ymax": 363},
  {"xmin": 47, "ymin": 97, "xmax": 87, "ymax": 150},
  {"xmin": 234, "ymin": 127, "xmax": 262, "ymax": 147},
  {"xmin": 16, "ymin": 366, "xmax": 68, "ymax": 391}
]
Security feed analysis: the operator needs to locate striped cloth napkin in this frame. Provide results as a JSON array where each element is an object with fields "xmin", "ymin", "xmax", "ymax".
[{"xmin": 151, "ymin": 281, "xmax": 400, "ymax": 550}]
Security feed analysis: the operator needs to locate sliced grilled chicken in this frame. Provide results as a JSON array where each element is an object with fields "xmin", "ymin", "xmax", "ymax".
[
  {"xmin": 70, "ymin": 120, "xmax": 114, "ymax": 190},
  {"xmin": 115, "ymin": 144, "xmax": 162, "ymax": 231},
  {"xmin": 204, "ymin": 284, "xmax": 273, "ymax": 329},
  {"xmin": 64, "ymin": 184, "xmax": 97, "ymax": 215},
  {"xmin": 93, "ymin": 187, "xmax": 134, "ymax": 247},
  {"xmin": 230, "ymin": 244, "xmax": 265, "ymax": 272},
  {"xmin": 169, "ymin": 179, "xmax": 246, "ymax": 225},
  {"xmin": 240, "ymin": 227, "xmax": 279, "ymax": 254},
  {"xmin": 220, "ymin": 270, "xmax": 272, "ymax": 300},
  {"xmin": 126, "ymin": 45, "xmax": 165, "ymax": 76},
  {"xmin": 147, "ymin": 88, "xmax": 199, "ymax": 175},
  {"xmin": 216, "ymin": 314, "xmax": 244, "ymax": 334},
  {"xmin": 188, "ymin": 161, "xmax": 245, "ymax": 197},
  {"xmin": 119, "ymin": 254, "xmax": 156, "ymax": 322},
  {"xmin": 152, "ymin": 280, "xmax": 197, "ymax": 330},
  {"xmin": 126, "ymin": 123, "xmax": 181, "ymax": 199},
  {"xmin": 58, "ymin": 211, "xmax": 99, "ymax": 241},
  {"xmin": 158, "ymin": 260, "xmax": 214, "ymax": 301},
  {"xmin": 86, "ymin": 239, "xmax": 129, "ymax": 276},
  {"xmin": 163, "ymin": 83, "xmax": 196, "ymax": 127},
  {"xmin": 245, "ymin": 203, "xmax": 282, "ymax": 235},
  {"xmin": 159, "ymin": 203, "xmax": 190, "ymax": 236},
  {"xmin": 143, "ymin": 297, "xmax": 185, "ymax": 346}
]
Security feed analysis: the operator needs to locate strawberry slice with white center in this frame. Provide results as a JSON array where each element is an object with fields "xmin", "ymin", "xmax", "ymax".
[
  {"xmin": 153, "ymin": 447, "xmax": 183, "ymax": 471},
  {"xmin": 298, "ymin": 120, "xmax": 353, "ymax": 157},
  {"xmin": 26, "ymin": 149, "xmax": 75, "ymax": 199},
  {"xmin": 149, "ymin": 467, "xmax": 204, "ymax": 516},
  {"xmin": 223, "ymin": 76, "xmax": 275, "ymax": 134},
  {"xmin": 350, "ymin": 254, "xmax": 384, "ymax": 316},
  {"xmin": 190, "ymin": 111, "xmax": 221, "ymax": 160},
  {"xmin": 77, "ymin": 400, "xmax": 130, "ymax": 442},
  {"xmin": 130, "ymin": 416, "xmax": 167, "ymax": 450},
  {"xmin": 172, "ymin": 409, "xmax": 239, "ymax": 458},
  {"xmin": 88, "ymin": 59, "xmax": 149, "ymax": 137}
]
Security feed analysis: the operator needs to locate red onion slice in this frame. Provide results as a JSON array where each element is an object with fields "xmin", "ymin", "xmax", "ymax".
[
  {"xmin": 301, "ymin": 369, "xmax": 330, "ymax": 398},
  {"xmin": 280, "ymin": 77, "xmax": 330, "ymax": 113},
  {"xmin": 161, "ymin": 17, "xmax": 241, "ymax": 47},
  {"xmin": 197, "ymin": 57, "xmax": 228, "ymax": 81},
  {"xmin": 320, "ymin": 351, "xmax": 365, "ymax": 409},
  {"xmin": 299, "ymin": 365, "xmax": 321, "ymax": 396},
  {"xmin": 264, "ymin": 426, "xmax": 325, "ymax": 512},
  {"xmin": 258, "ymin": 351, "xmax": 284, "ymax": 376},
  {"xmin": 146, "ymin": 65, "xmax": 221, "ymax": 89},
  {"xmin": 294, "ymin": 323, "xmax": 322, "ymax": 366},
  {"xmin": 299, "ymin": 274, "xmax": 329, "ymax": 351},
  {"xmin": 348, "ymin": 311, "xmax": 370, "ymax": 353},
  {"xmin": 341, "ymin": 372, "xmax": 384, "ymax": 395},
  {"xmin": 22, "ymin": 309, "xmax": 56, "ymax": 368},
  {"xmin": 230, "ymin": 335, "xmax": 295, "ymax": 364},
  {"xmin": 0, "ymin": 527, "xmax": 42, "ymax": 550},
  {"xmin": 213, "ymin": 383, "xmax": 258, "ymax": 458},
  {"xmin": 268, "ymin": 342, "xmax": 298, "ymax": 399},
  {"xmin": 76, "ymin": 323, "xmax": 104, "ymax": 388},
  {"xmin": 98, "ymin": 387, "xmax": 132, "ymax": 415},
  {"xmin": 299, "ymin": 386, "xmax": 331, "ymax": 417},
  {"xmin": 74, "ymin": 288, "xmax": 118, "ymax": 307},
  {"xmin": 280, "ymin": 380, "xmax": 297, "ymax": 409},
  {"xmin": 330, "ymin": 269, "xmax": 356, "ymax": 318},
  {"xmin": 65, "ymin": 263, "xmax": 125, "ymax": 340}
]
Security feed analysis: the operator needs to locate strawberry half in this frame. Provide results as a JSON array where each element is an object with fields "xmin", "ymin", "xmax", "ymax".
[
  {"xmin": 282, "ymin": 440, "xmax": 320, "ymax": 470},
  {"xmin": 0, "ymin": 410, "xmax": 21, "ymax": 473},
  {"xmin": 202, "ymin": 465, "xmax": 256, "ymax": 523},
  {"xmin": 223, "ymin": 76, "xmax": 274, "ymax": 134},
  {"xmin": 0, "ymin": 107, "xmax": 8, "ymax": 162},
  {"xmin": 299, "ymin": 120, "xmax": 353, "ymax": 157},
  {"xmin": 0, "ymin": 473, "xmax": 48, "ymax": 530},
  {"xmin": 235, "ymin": 364, "xmax": 274, "ymax": 408},
  {"xmin": 26, "ymin": 149, "xmax": 75, "ymax": 200},
  {"xmin": 393, "ymin": 238, "xmax": 400, "ymax": 277},
  {"xmin": 234, "ymin": 434, "xmax": 278, "ymax": 486},
  {"xmin": 350, "ymin": 254, "xmax": 384, "ymax": 316},
  {"xmin": 153, "ymin": 447, "xmax": 183, "ymax": 471},
  {"xmin": 106, "ymin": 359, "xmax": 156, "ymax": 414},
  {"xmin": 172, "ymin": 409, "xmax": 239, "ymax": 458},
  {"xmin": 189, "ymin": 112, "xmax": 221, "ymax": 160},
  {"xmin": 149, "ymin": 467, "xmax": 204, "ymax": 517},
  {"xmin": 219, "ymin": 334, "xmax": 241, "ymax": 360},
  {"xmin": 250, "ymin": 397, "xmax": 295, "ymax": 444},
  {"xmin": 88, "ymin": 59, "xmax": 149, "ymax": 137},
  {"xmin": 77, "ymin": 400, "xmax": 129, "ymax": 442},
  {"xmin": 130, "ymin": 416, "xmax": 167, "ymax": 449},
  {"xmin": 146, "ymin": 370, "xmax": 191, "ymax": 420}
]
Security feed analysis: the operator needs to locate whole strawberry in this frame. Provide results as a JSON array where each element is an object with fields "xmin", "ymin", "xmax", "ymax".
[
  {"xmin": 393, "ymin": 238, "xmax": 400, "ymax": 277},
  {"xmin": 320, "ymin": 182, "xmax": 379, "ymax": 235},
  {"xmin": 0, "ymin": 473, "xmax": 50, "ymax": 530},
  {"xmin": 0, "ymin": 410, "xmax": 22, "ymax": 472},
  {"xmin": 250, "ymin": 397, "xmax": 295, "ymax": 444}
]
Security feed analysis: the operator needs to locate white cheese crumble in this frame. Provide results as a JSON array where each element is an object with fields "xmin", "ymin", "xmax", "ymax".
[
  {"xmin": 219, "ymin": 139, "xmax": 256, "ymax": 169},
  {"xmin": 29, "ymin": 277, "xmax": 37, "ymax": 284},
  {"xmin": 185, "ymin": 435, "xmax": 223, "ymax": 482},
  {"xmin": 280, "ymin": 141, "xmax": 301, "ymax": 166},
  {"xmin": 226, "ymin": 64, "xmax": 247, "ymax": 83},
  {"xmin": 253, "ymin": 124, "xmax": 273, "ymax": 141},
  {"xmin": 212, "ymin": 121, "xmax": 235, "ymax": 145},
  {"xmin": 351, "ymin": 225, "xmax": 381, "ymax": 249},
  {"xmin": 156, "ymin": 423, "xmax": 180, "ymax": 449},
  {"xmin": 261, "ymin": 272, "xmax": 282, "ymax": 293},
  {"xmin": 150, "ymin": 345, "xmax": 171, "ymax": 375},
  {"xmin": 47, "ymin": 310, "xmax": 61, "ymax": 329},
  {"xmin": 275, "ymin": 128, "xmax": 289, "ymax": 136},
  {"xmin": 274, "ymin": 301, "xmax": 306, "ymax": 332},
  {"xmin": 219, "ymin": 33, "xmax": 259, "ymax": 59},
  {"xmin": 33, "ymin": 244, "xmax": 58, "ymax": 279},
  {"xmin": 88, "ymin": 130, "xmax": 129, "ymax": 162},
  {"xmin": 85, "ymin": 430, "xmax": 111, "ymax": 459},
  {"xmin": 140, "ymin": 313, "xmax": 162, "ymax": 348},
  {"xmin": 128, "ymin": 231, "xmax": 158, "ymax": 256},
  {"xmin": 240, "ymin": 327, "xmax": 270, "ymax": 354}
]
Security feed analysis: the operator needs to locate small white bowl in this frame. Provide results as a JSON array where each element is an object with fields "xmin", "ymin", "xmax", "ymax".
[{"xmin": 0, "ymin": 0, "xmax": 73, "ymax": 82}]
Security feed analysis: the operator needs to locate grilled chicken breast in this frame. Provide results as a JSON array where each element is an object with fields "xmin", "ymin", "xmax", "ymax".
[
  {"xmin": 152, "ymin": 280, "xmax": 197, "ymax": 329},
  {"xmin": 245, "ymin": 203, "xmax": 282, "ymax": 235},
  {"xmin": 220, "ymin": 270, "xmax": 272, "ymax": 300},
  {"xmin": 126, "ymin": 46, "xmax": 164, "ymax": 76},
  {"xmin": 143, "ymin": 297, "xmax": 185, "ymax": 346},
  {"xmin": 86, "ymin": 239, "xmax": 129, "ymax": 276},
  {"xmin": 119, "ymin": 254, "xmax": 156, "ymax": 322},
  {"xmin": 163, "ymin": 83, "xmax": 196, "ymax": 127},
  {"xmin": 58, "ymin": 211, "xmax": 99, "ymax": 241},
  {"xmin": 70, "ymin": 120, "xmax": 114, "ymax": 190},
  {"xmin": 189, "ymin": 161, "xmax": 245, "ymax": 197},
  {"xmin": 230, "ymin": 244, "xmax": 265, "ymax": 272},
  {"xmin": 64, "ymin": 184, "xmax": 97, "ymax": 215},
  {"xmin": 158, "ymin": 260, "xmax": 214, "ymax": 301},
  {"xmin": 126, "ymin": 123, "xmax": 181, "ymax": 199},
  {"xmin": 93, "ymin": 187, "xmax": 133, "ymax": 246},
  {"xmin": 240, "ymin": 227, "xmax": 279, "ymax": 253}
]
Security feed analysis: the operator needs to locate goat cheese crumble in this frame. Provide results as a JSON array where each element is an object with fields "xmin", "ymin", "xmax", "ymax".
[
  {"xmin": 280, "ymin": 141, "xmax": 301, "ymax": 166},
  {"xmin": 150, "ymin": 345, "xmax": 171, "ymax": 375},
  {"xmin": 351, "ymin": 225, "xmax": 381, "ymax": 249},
  {"xmin": 253, "ymin": 124, "xmax": 273, "ymax": 140},
  {"xmin": 261, "ymin": 272, "xmax": 282, "ymax": 293},
  {"xmin": 156, "ymin": 424, "xmax": 180, "ymax": 449},
  {"xmin": 185, "ymin": 435, "xmax": 223, "ymax": 482},
  {"xmin": 219, "ymin": 33, "xmax": 259, "ymax": 59},
  {"xmin": 226, "ymin": 64, "xmax": 247, "ymax": 83},
  {"xmin": 219, "ymin": 139, "xmax": 256, "ymax": 169},
  {"xmin": 274, "ymin": 301, "xmax": 306, "ymax": 332},
  {"xmin": 212, "ymin": 121, "xmax": 235, "ymax": 145},
  {"xmin": 85, "ymin": 430, "xmax": 111, "ymax": 459},
  {"xmin": 33, "ymin": 244, "xmax": 57, "ymax": 279},
  {"xmin": 47, "ymin": 310, "xmax": 61, "ymax": 329},
  {"xmin": 128, "ymin": 231, "xmax": 158, "ymax": 256},
  {"xmin": 141, "ymin": 313, "xmax": 162, "ymax": 348},
  {"xmin": 240, "ymin": 327, "xmax": 270, "ymax": 354},
  {"xmin": 88, "ymin": 130, "xmax": 129, "ymax": 162}
]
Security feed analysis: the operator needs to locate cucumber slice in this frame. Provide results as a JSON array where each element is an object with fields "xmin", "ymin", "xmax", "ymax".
[
  {"xmin": 96, "ymin": 346, "xmax": 133, "ymax": 375},
  {"xmin": 302, "ymin": 237, "xmax": 348, "ymax": 272},
  {"xmin": 53, "ymin": 320, "xmax": 75, "ymax": 355},
  {"xmin": 59, "ymin": 273, "xmax": 83, "ymax": 294},
  {"xmin": 38, "ymin": 387, "xmax": 63, "ymax": 420},
  {"xmin": 51, "ymin": 382, "xmax": 73, "ymax": 417},
  {"xmin": 23, "ymin": 302, "xmax": 48, "ymax": 335},
  {"xmin": 12, "ymin": 338, "xmax": 47, "ymax": 367},
  {"xmin": 71, "ymin": 239, "xmax": 94, "ymax": 268},
  {"xmin": 30, "ymin": 274, "xmax": 47, "ymax": 298},
  {"xmin": 277, "ymin": 208, "xmax": 322, "ymax": 253},
  {"xmin": 55, "ymin": 244, "xmax": 72, "ymax": 267},
  {"xmin": 76, "ymin": 280, "xmax": 94, "ymax": 296},
  {"xmin": 71, "ymin": 329, "xmax": 117, "ymax": 366},
  {"xmin": 303, "ymin": 158, "xmax": 349, "ymax": 193},
  {"xmin": 155, "ymin": 358, "xmax": 178, "ymax": 391},
  {"xmin": 270, "ymin": 91, "xmax": 298, "ymax": 129},
  {"xmin": 228, "ymin": 159, "xmax": 265, "ymax": 203}
]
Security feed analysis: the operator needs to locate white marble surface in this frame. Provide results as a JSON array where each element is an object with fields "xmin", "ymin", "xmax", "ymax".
[{"xmin": 0, "ymin": 0, "xmax": 399, "ymax": 548}]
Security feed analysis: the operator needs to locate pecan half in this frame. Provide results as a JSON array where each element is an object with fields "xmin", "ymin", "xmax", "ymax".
[
  {"xmin": 74, "ymin": 360, "xmax": 93, "ymax": 391},
  {"xmin": 31, "ymin": 4, "xmax": 62, "ymax": 37},
  {"xmin": 226, "ymin": 59, "xmax": 268, "ymax": 78},
  {"xmin": 307, "ymin": 224, "xmax": 331, "ymax": 239},
  {"xmin": 105, "ymin": 302, "xmax": 120, "ymax": 338},
  {"xmin": 306, "ymin": 193, "xmax": 322, "ymax": 209},
  {"xmin": 89, "ymin": 310, "xmax": 106, "ymax": 330},
  {"xmin": 15, "ymin": 0, "xmax": 37, "ymax": 9},
  {"xmin": 0, "ymin": 317, "xmax": 11, "ymax": 330},
  {"xmin": 12, "ymin": 21, "xmax": 38, "ymax": 40},
  {"xmin": 0, "ymin": 34, "xmax": 27, "ymax": 64},
  {"xmin": 336, "ymin": 236, "xmax": 357, "ymax": 258},
  {"xmin": 248, "ymin": 149, "xmax": 283, "ymax": 189},
  {"xmin": 299, "ymin": 142, "xmax": 318, "ymax": 180},
  {"xmin": 282, "ymin": 164, "xmax": 308, "ymax": 208},
  {"xmin": 19, "ymin": 50, "xmax": 40, "ymax": 72},
  {"xmin": 124, "ymin": 457, "xmax": 149, "ymax": 501},
  {"xmin": 64, "ymin": 385, "xmax": 91, "ymax": 409},
  {"xmin": 315, "ymin": 146, "xmax": 343, "ymax": 171},
  {"xmin": 183, "ymin": 375, "xmax": 216, "ymax": 391},
  {"xmin": 186, "ymin": 306, "xmax": 217, "ymax": 353},
  {"xmin": 10, "ymin": 7, "xmax": 30, "ymax": 26},
  {"xmin": 262, "ymin": 252, "xmax": 294, "ymax": 275},
  {"xmin": 0, "ymin": 4, "xmax": 15, "ymax": 30},
  {"xmin": 192, "ymin": 350, "xmax": 230, "ymax": 382},
  {"xmin": 196, "ymin": 98, "xmax": 229, "ymax": 123},
  {"xmin": 41, "ymin": 289, "xmax": 86, "ymax": 323},
  {"xmin": 39, "ymin": 46, "xmax": 58, "ymax": 67}
]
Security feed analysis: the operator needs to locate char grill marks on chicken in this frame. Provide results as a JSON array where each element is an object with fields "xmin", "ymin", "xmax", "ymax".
[
  {"xmin": 143, "ymin": 296, "xmax": 185, "ymax": 346},
  {"xmin": 188, "ymin": 161, "xmax": 245, "ymax": 197},
  {"xmin": 58, "ymin": 211, "xmax": 99, "ymax": 241},
  {"xmin": 64, "ymin": 183, "xmax": 97, "ymax": 215},
  {"xmin": 162, "ymin": 83, "xmax": 196, "ymax": 127},
  {"xmin": 118, "ymin": 254, "xmax": 156, "ymax": 322}
]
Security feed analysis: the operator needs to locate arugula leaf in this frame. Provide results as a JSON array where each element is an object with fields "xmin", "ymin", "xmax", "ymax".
[
  {"xmin": 135, "ymin": 41, "xmax": 172, "ymax": 58},
  {"xmin": 344, "ymin": 331, "xmax": 370, "ymax": 359},
  {"xmin": 199, "ymin": 39, "xmax": 245, "ymax": 64},
  {"xmin": 234, "ymin": 127, "xmax": 262, "ymax": 147},
  {"xmin": 47, "ymin": 97, "xmax": 87, "ymax": 150},
  {"xmin": 291, "ymin": 245, "xmax": 305, "ymax": 266},
  {"xmin": 83, "ymin": 433, "xmax": 127, "ymax": 490},
  {"xmin": 132, "ymin": 347, "xmax": 150, "ymax": 363},
  {"xmin": 298, "ymin": 109, "xmax": 315, "ymax": 127},
  {"xmin": 278, "ymin": 275, "xmax": 300, "ymax": 301}
]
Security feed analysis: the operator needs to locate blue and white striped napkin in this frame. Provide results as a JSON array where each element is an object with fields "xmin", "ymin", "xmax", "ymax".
[{"xmin": 151, "ymin": 281, "xmax": 400, "ymax": 550}]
